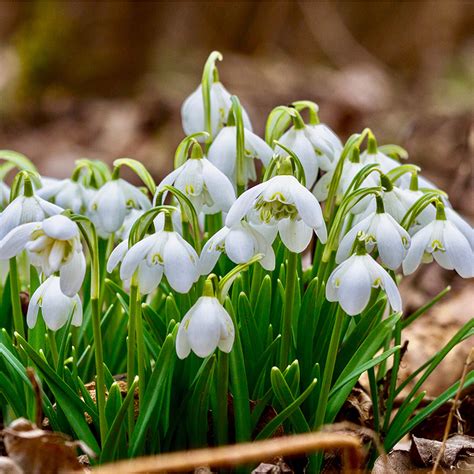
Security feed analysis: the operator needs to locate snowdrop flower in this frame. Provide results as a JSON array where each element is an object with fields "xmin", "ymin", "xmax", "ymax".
[
  {"xmin": 314, "ymin": 155, "xmax": 379, "ymax": 213},
  {"xmin": 156, "ymin": 145, "xmax": 235, "ymax": 215},
  {"xmin": 199, "ymin": 220, "xmax": 275, "ymax": 274},
  {"xmin": 336, "ymin": 198, "xmax": 411, "ymax": 270},
  {"xmin": 403, "ymin": 205, "xmax": 473, "ymax": 278},
  {"xmin": 88, "ymin": 178, "xmax": 151, "ymax": 235},
  {"xmin": 37, "ymin": 179, "xmax": 94, "ymax": 214},
  {"xmin": 226, "ymin": 170, "xmax": 327, "ymax": 253},
  {"xmin": 327, "ymin": 249, "xmax": 402, "ymax": 316},
  {"xmin": 305, "ymin": 123, "xmax": 343, "ymax": 171},
  {"xmin": 27, "ymin": 276, "xmax": 82, "ymax": 331},
  {"xmin": 0, "ymin": 214, "xmax": 86, "ymax": 296},
  {"xmin": 181, "ymin": 82, "xmax": 252, "ymax": 138},
  {"xmin": 207, "ymin": 125, "xmax": 273, "ymax": 186},
  {"xmin": 108, "ymin": 214, "xmax": 199, "ymax": 294},
  {"xmin": 0, "ymin": 193, "xmax": 63, "ymax": 240},
  {"xmin": 276, "ymin": 126, "xmax": 321, "ymax": 189},
  {"xmin": 176, "ymin": 280, "xmax": 234, "ymax": 359}
]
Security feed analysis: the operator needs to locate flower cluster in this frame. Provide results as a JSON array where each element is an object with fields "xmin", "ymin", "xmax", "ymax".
[{"xmin": 0, "ymin": 53, "xmax": 472, "ymax": 350}]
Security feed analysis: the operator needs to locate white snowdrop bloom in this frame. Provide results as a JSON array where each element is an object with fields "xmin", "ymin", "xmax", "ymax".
[
  {"xmin": 207, "ymin": 125, "xmax": 273, "ymax": 186},
  {"xmin": 0, "ymin": 181, "xmax": 10, "ymax": 210},
  {"xmin": 361, "ymin": 150, "xmax": 400, "ymax": 175},
  {"xmin": 156, "ymin": 154, "xmax": 236, "ymax": 215},
  {"xmin": 37, "ymin": 179, "xmax": 94, "ymax": 215},
  {"xmin": 199, "ymin": 220, "xmax": 275, "ymax": 274},
  {"xmin": 226, "ymin": 173, "xmax": 327, "ymax": 253},
  {"xmin": 326, "ymin": 253, "xmax": 402, "ymax": 316},
  {"xmin": 153, "ymin": 208, "xmax": 183, "ymax": 235},
  {"xmin": 0, "ymin": 194, "xmax": 63, "ymax": 240},
  {"xmin": 88, "ymin": 178, "xmax": 151, "ymax": 235},
  {"xmin": 403, "ymin": 211, "xmax": 473, "ymax": 278},
  {"xmin": 109, "ymin": 226, "xmax": 199, "ymax": 294},
  {"xmin": 176, "ymin": 291, "xmax": 234, "ymax": 359},
  {"xmin": 27, "ymin": 276, "xmax": 82, "ymax": 331},
  {"xmin": 0, "ymin": 214, "xmax": 86, "ymax": 296},
  {"xmin": 336, "ymin": 207, "xmax": 411, "ymax": 270},
  {"xmin": 181, "ymin": 82, "xmax": 252, "ymax": 138},
  {"xmin": 305, "ymin": 123, "xmax": 343, "ymax": 171},
  {"xmin": 313, "ymin": 160, "xmax": 379, "ymax": 213},
  {"xmin": 276, "ymin": 127, "xmax": 320, "ymax": 188}
]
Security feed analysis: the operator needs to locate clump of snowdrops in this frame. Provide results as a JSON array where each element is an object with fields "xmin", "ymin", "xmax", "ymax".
[{"xmin": 0, "ymin": 51, "xmax": 472, "ymax": 470}]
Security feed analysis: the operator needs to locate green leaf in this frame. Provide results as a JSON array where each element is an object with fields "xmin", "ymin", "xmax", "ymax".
[
  {"xmin": 101, "ymin": 377, "xmax": 138, "ymax": 463},
  {"xmin": 15, "ymin": 335, "xmax": 100, "ymax": 454},
  {"xmin": 113, "ymin": 158, "xmax": 156, "ymax": 195},
  {"xmin": 0, "ymin": 150, "xmax": 37, "ymax": 172},
  {"xmin": 129, "ymin": 328, "xmax": 177, "ymax": 457}
]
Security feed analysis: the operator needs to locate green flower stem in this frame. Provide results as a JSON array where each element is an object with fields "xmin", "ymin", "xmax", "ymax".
[
  {"xmin": 279, "ymin": 251, "xmax": 298, "ymax": 369},
  {"xmin": 383, "ymin": 318, "xmax": 401, "ymax": 432},
  {"xmin": 216, "ymin": 351, "xmax": 229, "ymax": 446},
  {"xmin": 127, "ymin": 283, "xmax": 138, "ymax": 435},
  {"xmin": 313, "ymin": 306, "xmax": 345, "ymax": 430},
  {"xmin": 9, "ymin": 258, "xmax": 25, "ymax": 338},
  {"xmin": 230, "ymin": 96, "xmax": 246, "ymax": 193},
  {"xmin": 47, "ymin": 329, "xmax": 59, "ymax": 368},
  {"xmin": 133, "ymin": 283, "xmax": 146, "ymax": 410}
]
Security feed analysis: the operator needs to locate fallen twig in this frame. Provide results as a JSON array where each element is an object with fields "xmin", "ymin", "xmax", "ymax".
[{"xmin": 93, "ymin": 431, "xmax": 364, "ymax": 473}]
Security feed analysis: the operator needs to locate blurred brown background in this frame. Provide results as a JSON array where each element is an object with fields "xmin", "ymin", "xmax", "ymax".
[{"xmin": 0, "ymin": 0, "xmax": 473, "ymax": 394}]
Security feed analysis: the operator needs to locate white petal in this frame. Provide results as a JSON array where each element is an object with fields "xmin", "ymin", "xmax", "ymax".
[
  {"xmin": 291, "ymin": 180, "xmax": 325, "ymax": 233},
  {"xmin": 199, "ymin": 227, "xmax": 228, "ymax": 275},
  {"xmin": 36, "ymin": 196, "xmax": 63, "ymax": 217},
  {"xmin": 375, "ymin": 214, "xmax": 407, "ymax": 270},
  {"xmin": 107, "ymin": 240, "xmax": 129, "ymax": 273},
  {"xmin": 181, "ymin": 85, "xmax": 206, "ymax": 136},
  {"xmin": 42, "ymin": 215, "xmax": 78, "ymax": 240},
  {"xmin": 225, "ymin": 227, "xmax": 255, "ymax": 264},
  {"xmin": 41, "ymin": 279, "xmax": 74, "ymax": 331},
  {"xmin": 380, "ymin": 269, "xmax": 402, "ymax": 313},
  {"xmin": 26, "ymin": 282, "xmax": 43, "ymax": 329},
  {"xmin": 278, "ymin": 218, "xmax": 312, "ymax": 253},
  {"xmin": 137, "ymin": 261, "xmax": 163, "ymax": 294},
  {"xmin": 337, "ymin": 257, "xmax": 372, "ymax": 315},
  {"xmin": 163, "ymin": 233, "xmax": 198, "ymax": 293},
  {"xmin": 0, "ymin": 222, "xmax": 39, "ymax": 259},
  {"xmin": 217, "ymin": 303, "xmax": 235, "ymax": 353},
  {"xmin": 60, "ymin": 251, "xmax": 86, "ymax": 297},
  {"xmin": 245, "ymin": 129, "xmax": 273, "ymax": 167},
  {"xmin": 120, "ymin": 235, "xmax": 156, "ymax": 281},
  {"xmin": 250, "ymin": 226, "xmax": 276, "ymax": 271},
  {"xmin": 402, "ymin": 223, "xmax": 433, "ymax": 275},
  {"xmin": 207, "ymin": 126, "xmax": 237, "ymax": 179},
  {"xmin": 0, "ymin": 197, "xmax": 23, "ymax": 239},
  {"xmin": 446, "ymin": 208, "xmax": 474, "ymax": 250},
  {"xmin": 336, "ymin": 216, "xmax": 371, "ymax": 264},
  {"xmin": 313, "ymin": 172, "xmax": 333, "ymax": 202},
  {"xmin": 93, "ymin": 181, "xmax": 127, "ymax": 233},
  {"xmin": 176, "ymin": 311, "xmax": 192, "ymax": 359},
  {"xmin": 187, "ymin": 298, "xmax": 221, "ymax": 358},
  {"xmin": 443, "ymin": 221, "xmax": 474, "ymax": 278},
  {"xmin": 225, "ymin": 182, "xmax": 266, "ymax": 227},
  {"xmin": 71, "ymin": 296, "xmax": 83, "ymax": 327},
  {"xmin": 201, "ymin": 159, "xmax": 236, "ymax": 213}
]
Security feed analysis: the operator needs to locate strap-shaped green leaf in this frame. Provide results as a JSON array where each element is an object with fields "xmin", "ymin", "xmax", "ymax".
[{"xmin": 113, "ymin": 158, "xmax": 156, "ymax": 195}]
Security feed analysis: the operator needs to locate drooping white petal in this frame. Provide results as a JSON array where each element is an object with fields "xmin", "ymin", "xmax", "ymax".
[
  {"xmin": 186, "ymin": 298, "xmax": 222, "ymax": 358},
  {"xmin": 207, "ymin": 126, "xmax": 238, "ymax": 179},
  {"xmin": 41, "ymin": 279, "xmax": 75, "ymax": 331},
  {"xmin": 245, "ymin": 129, "xmax": 273, "ymax": 167},
  {"xmin": 35, "ymin": 196, "xmax": 63, "ymax": 217},
  {"xmin": 107, "ymin": 240, "xmax": 129, "ymax": 273},
  {"xmin": 443, "ymin": 221, "xmax": 473, "ymax": 278},
  {"xmin": 181, "ymin": 85, "xmax": 207, "ymax": 136},
  {"xmin": 216, "ymin": 303, "xmax": 235, "ymax": 353},
  {"xmin": 71, "ymin": 295, "xmax": 83, "ymax": 326},
  {"xmin": 201, "ymin": 159, "xmax": 236, "ymax": 212},
  {"xmin": 41, "ymin": 215, "xmax": 78, "ymax": 240},
  {"xmin": 0, "ymin": 197, "xmax": 24, "ymax": 239},
  {"xmin": 380, "ymin": 269, "xmax": 402, "ymax": 313},
  {"xmin": 60, "ymin": 250, "xmax": 86, "ymax": 297},
  {"xmin": 402, "ymin": 223, "xmax": 433, "ymax": 275},
  {"xmin": 225, "ymin": 182, "xmax": 266, "ymax": 227},
  {"xmin": 375, "ymin": 214, "xmax": 409, "ymax": 270},
  {"xmin": 278, "ymin": 218, "xmax": 313, "ymax": 253},
  {"xmin": 0, "ymin": 222, "xmax": 39, "ymax": 259},
  {"xmin": 291, "ymin": 178, "xmax": 325, "ymax": 232},
  {"xmin": 163, "ymin": 233, "xmax": 198, "ymax": 293},
  {"xmin": 336, "ymin": 216, "xmax": 372, "ymax": 263},
  {"xmin": 137, "ymin": 261, "xmax": 163, "ymax": 294},
  {"xmin": 225, "ymin": 226, "xmax": 255, "ymax": 263},
  {"xmin": 176, "ymin": 311, "xmax": 193, "ymax": 359},
  {"xmin": 250, "ymin": 225, "xmax": 276, "ymax": 271},
  {"xmin": 92, "ymin": 181, "xmax": 127, "ymax": 234},
  {"xmin": 337, "ymin": 256, "xmax": 373, "ymax": 315},
  {"xmin": 26, "ymin": 281, "xmax": 44, "ymax": 329},
  {"xmin": 120, "ymin": 235, "xmax": 156, "ymax": 281},
  {"xmin": 199, "ymin": 227, "xmax": 229, "ymax": 275}
]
